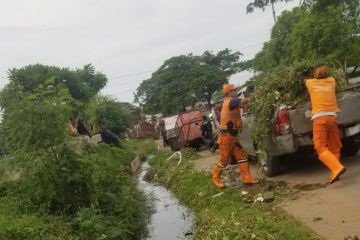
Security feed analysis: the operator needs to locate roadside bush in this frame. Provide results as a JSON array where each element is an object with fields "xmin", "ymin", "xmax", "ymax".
[{"xmin": 0, "ymin": 141, "xmax": 150, "ymax": 240}]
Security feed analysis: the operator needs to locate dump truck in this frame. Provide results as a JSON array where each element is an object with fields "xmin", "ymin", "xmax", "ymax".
[{"xmin": 239, "ymin": 81, "xmax": 360, "ymax": 177}]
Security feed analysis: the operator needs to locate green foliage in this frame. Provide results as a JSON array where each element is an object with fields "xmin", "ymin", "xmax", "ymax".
[
  {"xmin": 0, "ymin": 140, "xmax": 154, "ymax": 239},
  {"xmin": 86, "ymin": 95, "xmax": 131, "ymax": 136},
  {"xmin": 248, "ymin": 62, "xmax": 347, "ymax": 153},
  {"xmin": 240, "ymin": 0, "xmax": 359, "ymax": 157},
  {"xmin": 7, "ymin": 64, "xmax": 107, "ymax": 103},
  {"xmin": 0, "ymin": 204, "xmax": 74, "ymax": 240},
  {"xmin": 247, "ymin": 1, "xmax": 360, "ymax": 73},
  {"xmin": 0, "ymin": 62, "xmax": 154, "ymax": 239},
  {"xmin": 122, "ymin": 139, "xmax": 156, "ymax": 159},
  {"xmin": 199, "ymin": 48, "xmax": 243, "ymax": 77},
  {"xmin": 1, "ymin": 80, "xmax": 73, "ymax": 151},
  {"xmin": 247, "ymin": 0, "xmax": 292, "ymax": 13},
  {"xmin": 146, "ymin": 150, "xmax": 318, "ymax": 240},
  {"xmin": 70, "ymin": 143, "xmax": 149, "ymax": 240},
  {"xmin": 136, "ymin": 49, "xmax": 242, "ymax": 114}
]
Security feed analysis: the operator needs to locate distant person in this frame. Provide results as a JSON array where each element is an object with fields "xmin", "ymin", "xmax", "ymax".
[
  {"xmin": 77, "ymin": 117, "xmax": 91, "ymax": 137},
  {"xmin": 158, "ymin": 119, "xmax": 168, "ymax": 147},
  {"xmin": 67, "ymin": 118, "xmax": 78, "ymax": 136},
  {"xmin": 305, "ymin": 64, "xmax": 346, "ymax": 183},
  {"xmin": 100, "ymin": 125, "xmax": 121, "ymax": 147}
]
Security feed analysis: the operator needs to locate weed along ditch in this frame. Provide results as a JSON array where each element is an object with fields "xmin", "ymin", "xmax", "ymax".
[{"xmin": 137, "ymin": 154, "xmax": 194, "ymax": 240}]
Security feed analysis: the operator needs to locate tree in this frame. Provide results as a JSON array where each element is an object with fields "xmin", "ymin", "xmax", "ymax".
[
  {"xmin": 7, "ymin": 64, "xmax": 107, "ymax": 103},
  {"xmin": 136, "ymin": 53, "xmax": 228, "ymax": 114},
  {"xmin": 199, "ymin": 48, "xmax": 243, "ymax": 77},
  {"xmin": 246, "ymin": 0, "xmax": 294, "ymax": 23},
  {"xmin": 243, "ymin": 1, "xmax": 360, "ymax": 73},
  {"xmin": 86, "ymin": 96, "xmax": 131, "ymax": 136},
  {"xmin": 190, "ymin": 64, "xmax": 227, "ymax": 107}
]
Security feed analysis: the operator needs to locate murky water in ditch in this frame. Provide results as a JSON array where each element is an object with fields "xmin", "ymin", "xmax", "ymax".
[{"xmin": 138, "ymin": 156, "xmax": 194, "ymax": 240}]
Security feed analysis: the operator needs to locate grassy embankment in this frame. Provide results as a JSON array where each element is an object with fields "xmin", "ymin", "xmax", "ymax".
[
  {"xmin": 146, "ymin": 149, "xmax": 319, "ymax": 240},
  {"xmin": 0, "ymin": 139, "xmax": 155, "ymax": 240}
]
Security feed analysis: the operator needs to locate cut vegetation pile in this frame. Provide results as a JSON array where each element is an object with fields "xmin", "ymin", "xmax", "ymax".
[{"xmin": 248, "ymin": 62, "xmax": 347, "ymax": 158}]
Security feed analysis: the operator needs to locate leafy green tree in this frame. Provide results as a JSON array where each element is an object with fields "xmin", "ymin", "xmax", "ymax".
[
  {"xmin": 136, "ymin": 50, "xmax": 238, "ymax": 114},
  {"xmin": 244, "ymin": 1, "xmax": 360, "ymax": 73},
  {"xmin": 190, "ymin": 64, "xmax": 227, "ymax": 107},
  {"xmin": 86, "ymin": 96, "xmax": 131, "ymax": 136},
  {"xmin": 199, "ymin": 48, "xmax": 243, "ymax": 77},
  {"xmin": 8, "ymin": 64, "xmax": 107, "ymax": 102}
]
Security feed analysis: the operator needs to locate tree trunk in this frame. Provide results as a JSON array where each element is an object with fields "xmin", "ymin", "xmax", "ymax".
[{"xmin": 271, "ymin": 1, "xmax": 277, "ymax": 23}]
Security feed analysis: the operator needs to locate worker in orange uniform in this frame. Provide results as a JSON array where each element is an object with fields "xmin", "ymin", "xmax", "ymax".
[
  {"xmin": 305, "ymin": 64, "xmax": 346, "ymax": 183},
  {"xmin": 211, "ymin": 84, "xmax": 259, "ymax": 188}
]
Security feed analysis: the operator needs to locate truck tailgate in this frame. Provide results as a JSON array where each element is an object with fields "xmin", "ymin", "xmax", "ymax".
[{"xmin": 289, "ymin": 90, "xmax": 360, "ymax": 136}]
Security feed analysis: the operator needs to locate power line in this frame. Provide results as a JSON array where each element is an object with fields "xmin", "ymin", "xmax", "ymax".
[
  {"xmin": 111, "ymin": 70, "xmax": 153, "ymax": 79},
  {"xmin": 105, "ymin": 42, "xmax": 265, "ymax": 82}
]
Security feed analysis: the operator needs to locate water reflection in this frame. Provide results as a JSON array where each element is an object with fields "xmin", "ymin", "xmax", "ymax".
[{"xmin": 138, "ymin": 158, "xmax": 194, "ymax": 240}]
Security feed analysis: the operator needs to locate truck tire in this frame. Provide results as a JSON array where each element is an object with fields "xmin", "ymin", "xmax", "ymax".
[
  {"xmin": 342, "ymin": 137, "xmax": 360, "ymax": 157},
  {"xmin": 169, "ymin": 137, "xmax": 180, "ymax": 151},
  {"xmin": 262, "ymin": 155, "xmax": 282, "ymax": 177}
]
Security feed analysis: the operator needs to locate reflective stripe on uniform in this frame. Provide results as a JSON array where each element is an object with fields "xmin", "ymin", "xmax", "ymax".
[
  {"xmin": 218, "ymin": 162, "xmax": 229, "ymax": 169},
  {"xmin": 236, "ymin": 159, "xmax": 248, "ymax": 163}
]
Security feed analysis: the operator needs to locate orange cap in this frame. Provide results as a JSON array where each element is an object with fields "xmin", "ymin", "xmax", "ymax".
[
  {"xmin": 223, "ymin": 84, "xmax": 237, "ymax": 95},
  {"xmin": 314, "ymin": 65, "xmax": 328, "ymax": 79}
]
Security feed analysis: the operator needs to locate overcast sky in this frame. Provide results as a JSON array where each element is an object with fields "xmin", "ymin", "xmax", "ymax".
[{"xmin": 0, "ymin": 0, "xmax": 299, "ymax": 103}]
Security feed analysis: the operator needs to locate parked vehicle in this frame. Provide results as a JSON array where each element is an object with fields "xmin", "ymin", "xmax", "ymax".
[
  {"xmin": 175, "ymin": 109, "xmax": 204, "ymax": 149},
  {"xmin": 239, "ymin": 83, "xmax": 360, "ymax": 177},
  {"xmin": 164, "ymin": 115, "xmax": 180, "ymax": 151}
]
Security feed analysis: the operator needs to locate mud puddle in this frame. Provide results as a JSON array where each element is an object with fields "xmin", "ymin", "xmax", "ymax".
[
  {"xmin": 138, "ymin": 156, "xmax": 194, "ymax": 240},
  {"xmin": 293, "ymin": 183, "xmax": 327, "ymax": 191}
]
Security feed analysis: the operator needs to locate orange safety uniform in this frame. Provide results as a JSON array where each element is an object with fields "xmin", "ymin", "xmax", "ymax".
[
  {"xmin": 306, "ymin": 73, "xmax": 346, "ymax": 183},
  {"xmin": 217, "ymin": 96, "xmax": 246, "ymax": 166},
  {"xmin": 211, "ymin": 84, "xmax": 258, "ymax": 188}
]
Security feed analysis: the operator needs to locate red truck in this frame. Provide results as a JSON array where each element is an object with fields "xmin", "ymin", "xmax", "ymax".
[{"xmin": 175, "ymin": 109, "xmax": 204, "ymax": 149}]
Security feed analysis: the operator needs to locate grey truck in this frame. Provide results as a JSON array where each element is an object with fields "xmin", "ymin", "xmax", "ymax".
[{"xmin": 239, "ymin": 72, "xmax": 360, "ymax": 177}]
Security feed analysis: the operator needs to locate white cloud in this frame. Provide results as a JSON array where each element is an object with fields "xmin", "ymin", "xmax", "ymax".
[{"xmin": 0, "ymin": 0, "xmax": 299, "ymax": 101}]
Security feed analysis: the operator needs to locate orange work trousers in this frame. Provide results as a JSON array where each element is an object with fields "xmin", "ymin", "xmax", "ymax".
[
  {"xmin": 313, "ymin": 115, "xmax": 342, "ymax": 159},
  {"xmin": 217, "ymin": 134, "xmax": 247, "ymax": 167}
]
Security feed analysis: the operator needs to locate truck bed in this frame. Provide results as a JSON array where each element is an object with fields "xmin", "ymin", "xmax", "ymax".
[{"xmin": 289, "ymin": 88, "xmax": 360, "ymax": 136}]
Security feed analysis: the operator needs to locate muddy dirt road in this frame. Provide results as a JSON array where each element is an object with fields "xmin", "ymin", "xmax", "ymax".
[{"xmin": 192, "ymin": 150, "xmax": 360, "ymax": 240}]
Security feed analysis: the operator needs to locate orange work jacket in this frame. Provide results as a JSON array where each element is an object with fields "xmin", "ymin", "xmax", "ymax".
[
  {"xmin": 305, "ymin": 77, "xmax": 340, "ymax": 114},
  {"xmin": 220, "ymin": 96, "xmax": 242, "ymax": 130}
]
